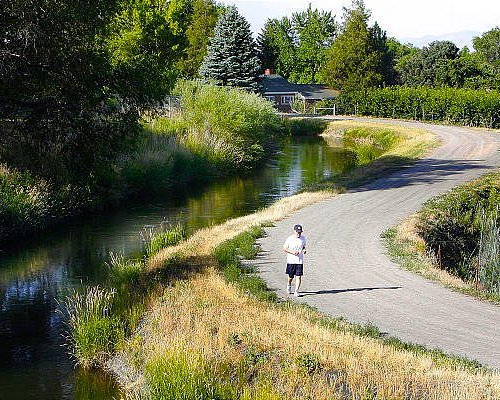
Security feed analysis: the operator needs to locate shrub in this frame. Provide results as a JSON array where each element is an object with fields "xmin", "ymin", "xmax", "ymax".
[
  {"xmin": 326, "ymin": 86, "xmax": 500, "ymax": 128},
  {"xmin": 417, "ymin": 172, "xmax": 500, "ymax": 286},
  {"xmin": 173, "ymin": 80, "xmax": 282, "ymax": 171},
  {"xmin": 281, "ymin": 118, "xmax": 328, "ymax": 136}
]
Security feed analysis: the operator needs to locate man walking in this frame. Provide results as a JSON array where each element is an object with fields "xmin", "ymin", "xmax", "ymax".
[{"xmin": 283, "ymin": 224, "xmax": 307, "ymax": 297}]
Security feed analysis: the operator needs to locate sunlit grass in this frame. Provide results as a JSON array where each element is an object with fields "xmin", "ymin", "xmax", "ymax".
[{"xmin": 135, "ymin": 270, "xmax": 500, "ymax": 399}]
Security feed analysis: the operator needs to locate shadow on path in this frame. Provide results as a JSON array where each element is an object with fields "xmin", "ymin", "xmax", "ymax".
[
  {"xmin": 347, "ymin": 158, "xmax": 491, "ymax": 193},
  {"xmin": 300, "ymin": 286, "xmax": 402, "ymax": 297}
]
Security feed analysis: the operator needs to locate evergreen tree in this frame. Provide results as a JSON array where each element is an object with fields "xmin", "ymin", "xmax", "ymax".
[
  {"xmin": 321, "ymin": 0, "xmax": 385, "ymax": 90},
  {"xmin": 200, "ymin": 6, "xmax": 260, "ymax": 91}
]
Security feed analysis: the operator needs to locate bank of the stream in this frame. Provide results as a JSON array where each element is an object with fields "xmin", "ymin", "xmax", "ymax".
[
  {"xmin": 384, "ymin": 170, "xmax": 500, "ymax": 304},
  {"xmin": 63, "ymin": 120, "xmax": 500, "ymax": 400},
  {"xmin": 0, "ymin": 82, "xmax": 285, "ymax": 248}
]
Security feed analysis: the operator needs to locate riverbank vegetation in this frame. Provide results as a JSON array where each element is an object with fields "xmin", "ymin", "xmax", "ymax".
[
  {"xmin": 61, "ymin": 121, "xmax": 500, "ymax": 399},
  {"xmin": 314, "ymin": 120, "xmax": 438, "ymax": 188},
  {"xmin": 385, "ymin": 171, "xmax": 500, "ymax": 303}
]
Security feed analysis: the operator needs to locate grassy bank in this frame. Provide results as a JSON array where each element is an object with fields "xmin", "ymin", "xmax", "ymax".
[
  {"xmin": 0, "ymin": 82, "xmax": 283, "ymax": 247},
  {"xmin": 63, "ymin": 120, "xmax": 500, "ymax": 399},
  {"xmin": 384, "ymin": 171, "xmax": 500, "ymax": 303}
]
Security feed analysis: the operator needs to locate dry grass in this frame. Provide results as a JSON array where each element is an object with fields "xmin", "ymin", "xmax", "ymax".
[
  {"xmin": 148, "ymin": 190, "xmax": 336, "ymax": 271},
  {"xmin": 134, "ymin": 271, "xmax": 500, "ymax": 399},
  {"xmin": 387, "ymin": 215, "xmax": 474, "ymax": 291}
]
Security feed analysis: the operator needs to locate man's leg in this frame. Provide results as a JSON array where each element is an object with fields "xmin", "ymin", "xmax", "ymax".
[
  {"xmin": 294, "ymin": 276, "xmax": 301, "ymax": 296},
  {"xmin": 287, "ymin": 276, "xmax": 293, "ymax": 294}
]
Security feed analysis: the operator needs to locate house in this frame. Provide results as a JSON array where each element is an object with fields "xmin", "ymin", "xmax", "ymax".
[{"xmin": 260, "ymin": 70, "xmax": 339, "ymax": 113}]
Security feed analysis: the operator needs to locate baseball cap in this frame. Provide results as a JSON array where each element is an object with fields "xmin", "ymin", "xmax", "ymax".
[{"xmin": 293, "ymin": 224, "xmax": 303, "ymax": 232}]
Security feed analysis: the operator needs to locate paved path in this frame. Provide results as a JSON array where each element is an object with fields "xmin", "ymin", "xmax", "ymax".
[{"xmin": 254, "ymin": 118, "xmax": 500, "ymax": 369}]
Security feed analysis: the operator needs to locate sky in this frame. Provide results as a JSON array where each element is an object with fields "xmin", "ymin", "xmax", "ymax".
[{"xmin": 218, "ymin": 0, "xmax": 500, "ymax": 48}]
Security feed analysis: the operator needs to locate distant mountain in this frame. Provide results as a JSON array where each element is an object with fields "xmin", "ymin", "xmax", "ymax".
[{"xmin": 401, "ymin": 30, "xmax": 480, "ymax": 50}]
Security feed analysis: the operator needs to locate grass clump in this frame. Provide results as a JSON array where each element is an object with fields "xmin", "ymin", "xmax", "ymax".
[
  {"xmin": 143, "ymin": 223, "xmax": 187, "ymax": 258},
  {"xmin": 64, "ymin": 286, "xmax": 124, "ymax": 369},
  {"xmin": 146, "ymin": 351, "xmax": 234, "ymax": 400}
]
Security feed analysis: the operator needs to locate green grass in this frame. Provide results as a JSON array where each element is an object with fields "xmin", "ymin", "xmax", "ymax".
[
  {"xmin": 64, "ymin": 286, "xmax": 124, "ymax": 369},
  {"xmin": 146, "ymin": 352, "xmax": 235, "ymax": 400}
]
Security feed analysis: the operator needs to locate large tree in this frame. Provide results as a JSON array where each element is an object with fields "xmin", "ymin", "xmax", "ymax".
[
  {"xmin": 257, "ymin": 6, "xmax": 336, "ymax": 84},
  {"xmin": 199, "ymin": 6, "xmax": 260, "ymax": 90},
  {"xmin": 289, "ymin": 6, "xmax": 336, "ymax": 83},
  {"xmin": 256, "ymin": 17, "xmax": 296, "ymax": 78},
  {"xmin": 0, "ymin": 0, "xmax": 139, "ymax": 183},
  {"xmin": 321, "ymin": 0, "xmax": 387, "ymax": 90},
  {"xmin": 105, "ymin": 0, "xmax": 193, "ymax": 100},
  {"xmin": 177, "ymin": 0, "xmax": 219, "ymax": 78}
]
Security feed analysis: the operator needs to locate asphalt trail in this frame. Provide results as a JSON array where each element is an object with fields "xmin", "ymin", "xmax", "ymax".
[{"xmin": 254, "ymin": 118, "xmax": 500, "ymax": 369}]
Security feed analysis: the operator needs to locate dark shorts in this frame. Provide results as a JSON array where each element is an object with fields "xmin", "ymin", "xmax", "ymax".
[{"xmin": 286, "ymin": 263, "xmax": 303, "ymax": 277}]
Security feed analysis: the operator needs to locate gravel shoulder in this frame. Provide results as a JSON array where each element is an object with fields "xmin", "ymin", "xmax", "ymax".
[{"xmin": 254, "ymin": 118, "xmax": 500, "ymax": 369}]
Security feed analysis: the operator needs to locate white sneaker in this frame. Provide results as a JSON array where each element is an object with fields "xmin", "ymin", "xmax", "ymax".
[
  {"xmin": 287, "ymin": 284, "xmax": 292, "ymax": 294},
  {"xmin": 294, "ymin": 290, "xmax": 300, "ymax": 297}
]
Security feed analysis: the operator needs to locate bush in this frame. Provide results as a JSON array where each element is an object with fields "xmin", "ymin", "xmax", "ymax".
[
  {"xmin": 173, "ymin": 81, "xmax": 282, "ymax": 171},
  {"xmin": 417, "ymin": 172, "xmax": 500, "ymax": 284},
  {"xmin": 326, "ymin": 86, "xmax": 500, "ymax": 129},
  {"xmin": 281, "ymin": 117, "xmax": 328, "ymax": 136},
  {"xmin": 0, "ymin": 164, "xmax": 95, "ymax": 243}
]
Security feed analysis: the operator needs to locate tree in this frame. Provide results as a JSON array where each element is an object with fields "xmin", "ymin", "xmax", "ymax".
[
  {"xmin": 289, "ymin": 6, "xmax": 336, "ymax": 83},
  {"xmin": 257, "ymin": 17, "xmax": 296, "ymax": 78},
  {"xmin": 105, "ymin": 0, "xmax": 193, "ymax": 100},
  {"xmin": 177, "ymin": 0, "xmax": 219, "ymax": 78},
  {"xmin": 257, "ymin": 6, "xmax": 336, "ymax": 84},
  {"xmin": 321, "ymin": 0, "xmax": 385, "ymax": 90},
  {"xmin": 473, "ymin": 28, "xmax": 500, "ymax": 66},
  {"xmin": 0, "ymin": 0, "xmax": 139, "ymax": 183},
  {"xmin": 200, "ymin": 6, "xmax": 260, "ymax": 91}
]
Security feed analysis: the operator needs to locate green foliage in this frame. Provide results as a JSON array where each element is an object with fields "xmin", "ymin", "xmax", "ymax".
[
  {"xmin": 143, "ymin": 224, "xmax": 187, "ymax": 257},
  {"xmin": 0, "ymin": 165, "xmax": 95, "ymax": 243},
  {"xmin": 321, "ymin": 0, "xmax": 386, "ymax": 90},
  {"xmin": 473, "ymin": 28, "xmax": 500, "ymax": 66},
  {"xmin": 330, "ymin": 86, "xmax": 500, "ymax": 128},
  {"xmin": 257, "ymin": 6, "xmax": 336, "ymax": 84},
  {"xmin": 200, "ymin": 6, "xmax": 260, "ymax": 91},
  {"xmin": 417, "ymin": 172, "xmax": 500, "ymax": 283},
  {"xmin": 177, "ymin": 0, "xmax": 219, "ymax": 78},
  {"xmin": 65, "ymin": 286, "xmax": 124, "ymax": 369},
  {"xmin": 174, "ymin": 81, "xmax": 281, "ymax": 171},
  {"xmin": 107, "ymin": 253, "xmax": 145, "ymax": 286},
  {"xmin": 281, "ymin": 118, "xmax": 329, "ymax": 136},
  {"xmin": 146, "ymin": 352, "xmax": 234, "ymax": 400},
  {"xmin": 105, "ymin": 0, "xmax": 192, "ymax": 100},
  {"xmin": 296, "ymin": 353, "xmax": 321, "ymax": 374}
]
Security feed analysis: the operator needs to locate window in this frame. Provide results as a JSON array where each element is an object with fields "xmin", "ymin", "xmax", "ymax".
[
  {"xmin": 265, "ymin": 96, "xmax": 276, "ymax": 103},
  {"xmin": 281, "ymin": 95, "xmax": 293, "ymax": 105}
]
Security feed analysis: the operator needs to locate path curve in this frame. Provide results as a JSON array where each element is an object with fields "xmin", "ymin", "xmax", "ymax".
[{"xmin": 254, "ymin": 118, "xmax": 500, "ymax": 369}]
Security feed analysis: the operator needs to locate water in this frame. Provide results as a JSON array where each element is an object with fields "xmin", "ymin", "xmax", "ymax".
[{"xmin": 0, "ymin": 137, "xmax": 356, "ymax": 399}]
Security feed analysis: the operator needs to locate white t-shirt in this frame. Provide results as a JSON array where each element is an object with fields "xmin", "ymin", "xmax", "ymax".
[{"xmin": 283, "ymin": 234, "xmax": 307, "ymax": 264}]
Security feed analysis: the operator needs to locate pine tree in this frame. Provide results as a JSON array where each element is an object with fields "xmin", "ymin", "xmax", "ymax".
[{"xmin": 199, "ymin": 6, "xmax": 260, "ymax": 91}]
